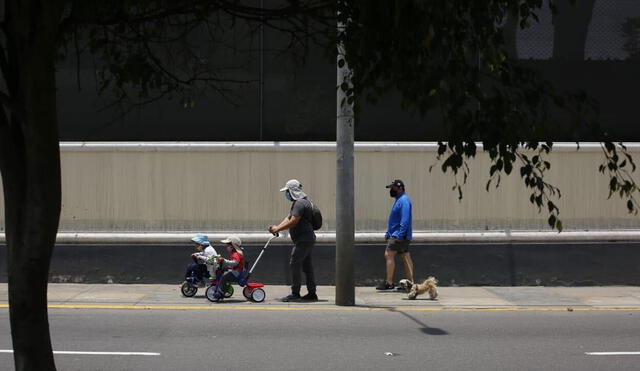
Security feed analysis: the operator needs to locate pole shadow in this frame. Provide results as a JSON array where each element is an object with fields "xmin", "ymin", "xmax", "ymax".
[
  {"xmin": 393, "ymin": 309, "xmax": 449, "ymax": 335},
  {"xmin": 363, "ymin": 306, "xmax": 449, "ymax": 336}
]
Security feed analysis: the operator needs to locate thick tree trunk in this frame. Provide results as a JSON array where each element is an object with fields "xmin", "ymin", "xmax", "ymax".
[
  {"xmin": 552, "ymin": 0, "xmax": 597, "ymax": 61},
  {"xmin": 1, "ymin": 1, "xmax": 64, "ymax": 370}
]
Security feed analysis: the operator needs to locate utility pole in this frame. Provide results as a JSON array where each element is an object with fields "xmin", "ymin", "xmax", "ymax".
[{"xmin": 335, "ymin": 18, "xmax": 355, "ymax": 306}]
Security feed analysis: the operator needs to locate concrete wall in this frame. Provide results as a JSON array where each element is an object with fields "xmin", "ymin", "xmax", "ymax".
[
  {"xmin": 1, "ymin": 142, "xmax": 638, "ymax": 238},
  {"xmin": 3, "ymin": 242, "xmax": 639, "ymax": 286}
]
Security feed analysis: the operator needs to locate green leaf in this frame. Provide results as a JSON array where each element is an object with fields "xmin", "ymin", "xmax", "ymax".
[
  {"xmin": 624, "ymin": 153, "xmax": 637, "ymax": 171},
  {"xmin": 604, "ymin": 142, "xmax": 615, "ymax": 152},
  {"xmin": 548, "ymin": 215, "xmax": 556, "ymax": 229},
  {"xmin": 437, "ymin": 143, "xmax": 447, "ymax": 156},
  {"xmin": 504, "ymin": 160, "xmax": 513, "ymax": 175},
  {"xmin": 609, "ymin": 177, "xmax": 618, "ymax": 191}
]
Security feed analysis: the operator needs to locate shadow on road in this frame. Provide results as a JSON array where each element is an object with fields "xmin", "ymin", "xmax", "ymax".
[{"xmin": 395, "ymin": 310, "xmax": 449, "ymax": 335}]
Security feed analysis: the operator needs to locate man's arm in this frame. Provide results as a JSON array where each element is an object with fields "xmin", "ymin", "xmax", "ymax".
[{"xmin": 269, "ymin": 215, "xmax": 301, "ymax": 233}]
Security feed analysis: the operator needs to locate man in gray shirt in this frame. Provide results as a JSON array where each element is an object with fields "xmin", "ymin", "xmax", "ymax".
[{"xmin": 268, "ymin": 179, "xmax": 317, "ymax": 302}]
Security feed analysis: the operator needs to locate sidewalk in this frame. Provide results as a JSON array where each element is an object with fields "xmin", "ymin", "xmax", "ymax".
[{"xmin": 2, "ymin": 284, "xmax": 640, "ymax": 310}]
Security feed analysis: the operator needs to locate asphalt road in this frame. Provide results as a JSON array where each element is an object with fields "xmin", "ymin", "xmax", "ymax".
[{"xmin": 1, "ymin": 308, "xmax": 639, "ymax": 371}]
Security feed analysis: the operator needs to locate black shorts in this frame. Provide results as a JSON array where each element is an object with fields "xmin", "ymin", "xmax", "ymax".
[{"xmin": 386, "ymin": 238, "xmax": 410, "ymax": 254}]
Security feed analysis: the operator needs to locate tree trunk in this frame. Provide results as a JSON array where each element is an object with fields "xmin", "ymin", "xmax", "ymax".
[
  {"xmin": 552, "ymin": 0, "xmax": 597, "ymax": 61},
  {"xmin": 1, "ymin": 1, "xmax": 64, "ymax": 370}
]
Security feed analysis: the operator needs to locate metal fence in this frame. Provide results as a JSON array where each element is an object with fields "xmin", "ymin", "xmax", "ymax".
[{"xmin": 517, "ymin": 0, "xmax": 640, "ymax": 60}]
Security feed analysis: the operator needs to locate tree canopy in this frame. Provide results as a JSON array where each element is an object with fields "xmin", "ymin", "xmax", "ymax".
[{"xmin": 336, "ymin": 0, "xmax": 639, "ymax": 231}]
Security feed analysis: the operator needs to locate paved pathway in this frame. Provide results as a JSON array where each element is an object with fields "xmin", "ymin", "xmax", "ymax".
[{"xmin": 2, "ymin": 284, "xmax": 640, "ymax": 310}]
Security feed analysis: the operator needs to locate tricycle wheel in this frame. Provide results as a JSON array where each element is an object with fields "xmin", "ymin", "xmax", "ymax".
[
  {"xmin": 224, "ymin": 284, "xmax": 234, "ymax": 298},
  {"xmin": 205, "ymin": 285, "xmax": 220, "ymax": 302},
  {"xmin": 242, "ymin": 287, "xmax": 252, "ymax": 300},
  {"xmin": 250, "ymin": 288, "xmax": 266, "ymax": 303},
  {"xmin": 181, "ymin": 281, "xmax": 197, "ymax": 297}
]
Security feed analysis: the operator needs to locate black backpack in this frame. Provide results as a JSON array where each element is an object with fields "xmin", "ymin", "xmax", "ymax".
[{"xmin": 309, "ymin": 201, "xmax": 323, "ymax": 230}]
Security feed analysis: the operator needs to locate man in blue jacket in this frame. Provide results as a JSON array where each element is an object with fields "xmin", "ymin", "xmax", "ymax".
[{"xmin": 377, "ymin": 179, "xmax": 414, "ymax": 290}]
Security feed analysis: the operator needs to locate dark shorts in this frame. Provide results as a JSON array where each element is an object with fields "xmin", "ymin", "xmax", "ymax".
[{"xmin": 386, "ymin": 238, "xmax": 410, "ymax": 254}]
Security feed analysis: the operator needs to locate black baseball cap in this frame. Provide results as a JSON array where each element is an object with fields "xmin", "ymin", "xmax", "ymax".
[{"xmin": 385, "ymin": 179, "xmax": 405, "ymax": 188}]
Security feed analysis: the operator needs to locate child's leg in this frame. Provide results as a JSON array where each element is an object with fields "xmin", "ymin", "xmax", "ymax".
[
  {"xmin": 215, "ymin": 270, "xmax": 239, "ymax": 296},
  {"xmin": 185, "ymin": 263, "xmax": 200, "ymax": 279},
  {"xmin": 190, "ymin": 264, "xmax": 209, "ymax": 281}
]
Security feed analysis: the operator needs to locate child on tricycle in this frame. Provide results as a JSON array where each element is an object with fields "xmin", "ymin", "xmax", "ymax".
[
  {"xmin": 208, "ymin": 235, "xmax": 244, "ymax": 302},
  {"xmin": 180, "ymin": 234, "xmax": 218, "ymax": 297}
]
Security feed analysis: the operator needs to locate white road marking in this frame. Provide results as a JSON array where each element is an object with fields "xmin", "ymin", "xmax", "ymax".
[
  {"xmin": 0, "ymin": 350, "xmax": 160, "ymax": 356},
  {"xmin": 585, "ymin": 352, "xmax": 640, "ymax": 356}
]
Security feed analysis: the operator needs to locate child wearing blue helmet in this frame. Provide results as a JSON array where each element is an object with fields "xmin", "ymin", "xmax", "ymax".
[{"xmin": 185, "ymin": 234, "xmax": 218, "ymax": 286}]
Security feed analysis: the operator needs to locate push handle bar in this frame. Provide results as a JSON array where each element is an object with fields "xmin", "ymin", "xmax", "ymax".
[{"xmin": 247, "ymin": 233, "xmax": 279, "ymax": 275}]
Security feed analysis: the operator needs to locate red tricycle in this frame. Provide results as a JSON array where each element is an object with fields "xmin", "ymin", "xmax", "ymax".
[{"xmin": 205, "ymin": 233, "xmax": 279, "ymax": 303}]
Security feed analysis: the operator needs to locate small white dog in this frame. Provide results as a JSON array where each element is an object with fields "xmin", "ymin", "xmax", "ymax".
[{"xmin": 399, "ymin": 277, "xmax": 439, "ymax": 300}]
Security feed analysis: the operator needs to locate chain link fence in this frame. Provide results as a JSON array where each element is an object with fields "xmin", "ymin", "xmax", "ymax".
[{"xmin": 516, "ymin": 0, "xmax": 640, "ymax": 60}]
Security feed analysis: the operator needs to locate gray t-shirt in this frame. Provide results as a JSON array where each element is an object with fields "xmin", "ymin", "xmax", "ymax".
[{"xmin": 289, "ymin": 198, "xmax": 316, "ymax": 243}]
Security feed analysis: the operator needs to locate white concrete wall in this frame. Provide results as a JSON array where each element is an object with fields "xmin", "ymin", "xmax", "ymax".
[{"xmin": 1, "ymin": 142, "xmax": 638, "ymax": 237}]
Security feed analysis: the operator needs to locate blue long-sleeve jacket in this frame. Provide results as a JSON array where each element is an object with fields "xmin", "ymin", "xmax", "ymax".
[{"xmin": 385, "ymin": 193, "xmax": 412, "ymax": 240}]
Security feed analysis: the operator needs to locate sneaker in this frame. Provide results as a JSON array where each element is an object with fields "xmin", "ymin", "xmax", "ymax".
[
  {"xmin": 300, "ymin": 293, "xmax": 318, "ymax": 302},
  {"xmin": 375, "ymin": 282, "xmax": 395, "ymax": 290},
  {"xmin": 280, "ymin": 294, "xmax": 301, "ymax": 302}
]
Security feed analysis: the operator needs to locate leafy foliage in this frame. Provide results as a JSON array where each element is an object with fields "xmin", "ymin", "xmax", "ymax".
[
  {"xmin": 57, "ymin": 0, "xmax": 334, "ymax": 113},
  {"xmin": 5, "ymin": 0, "xmax": 636, "ymax": 233},
  {"xmin": 336, "ymin": 0, "xmax": 638, "ymax": 231}
]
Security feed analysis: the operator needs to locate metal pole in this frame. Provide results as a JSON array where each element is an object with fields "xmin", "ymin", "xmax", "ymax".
[{"xmin": 335, "ymin": 18, "xmax": 355, "ymax": 306}]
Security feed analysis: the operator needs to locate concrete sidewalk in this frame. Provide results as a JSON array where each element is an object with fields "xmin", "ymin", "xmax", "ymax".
[{"xmin": 2, "ymin": 284, "xmax": 640, "ymax": 310}]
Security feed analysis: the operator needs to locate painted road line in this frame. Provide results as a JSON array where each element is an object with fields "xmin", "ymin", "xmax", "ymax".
[
  {"xmin": 3, "ymin": 303, "xmax": 640, "ymax": 311},
  {"xmin": 585, "ymin": 352, "xmax": 640, "ymax": 356},
  {"xmin": 0, "ymin": 350, "xmax": 160, "ymax": 356}
]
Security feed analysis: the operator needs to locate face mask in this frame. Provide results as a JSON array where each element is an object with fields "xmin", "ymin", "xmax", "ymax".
[
  {"xmin": 285, "ymin": 192, "xmax": 293, "ymax": 201},
  {"xmin": 389, "ymin": 189, "xmax": 398, "ymax": 198}
]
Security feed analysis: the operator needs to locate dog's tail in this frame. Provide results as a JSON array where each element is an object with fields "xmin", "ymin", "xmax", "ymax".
[{"xmin": 424, "ymin": 276, "xmax": 438, "ymax": 300}]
